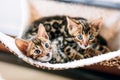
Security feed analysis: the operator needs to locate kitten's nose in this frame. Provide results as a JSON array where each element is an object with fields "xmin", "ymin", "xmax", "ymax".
[
  {"xmin": 83, "ymin": 40, "xmax": 88, "ymax": 47},
  {"xmin": 46, "ymin": 53, "xmax": 50, "ymax": 57},
  {"xmin": 84, "ymin": 45, "xmax": 88, "ymax": 47}
]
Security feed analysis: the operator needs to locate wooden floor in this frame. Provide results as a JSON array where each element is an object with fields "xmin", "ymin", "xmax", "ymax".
[{"xmin": 0, "ymin": 61, "xmax": 71, "ymax": 80}]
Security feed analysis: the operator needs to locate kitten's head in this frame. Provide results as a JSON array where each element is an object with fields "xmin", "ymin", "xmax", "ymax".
[
  {"xmin": 15, "ymin": 24, "xmax": 52, "ymax": 62},
  {"xmin": 67, "ymin": 17, "xmax": 102, "ymax": 49}
]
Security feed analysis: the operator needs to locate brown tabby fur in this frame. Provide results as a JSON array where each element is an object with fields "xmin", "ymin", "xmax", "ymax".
[{"xmin": 21, "ymin": 16, "xmax": 110, "ymax": 63}]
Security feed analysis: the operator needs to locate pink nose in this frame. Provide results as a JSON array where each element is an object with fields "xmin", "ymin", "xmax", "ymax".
[
  {"xmin": 46, "ymin": 53, "xmax": 50, "ymax": 57},
  {"xmin": 84, "ymin": 44, "xmax": 88, "ymax": 47},
  {"xmin": 83, "ymin": 42, "xmax": 88, "ymax": 47},
  {"xmin": 83, "ymin": 40, "xmax": 88, "ymax": 47}
]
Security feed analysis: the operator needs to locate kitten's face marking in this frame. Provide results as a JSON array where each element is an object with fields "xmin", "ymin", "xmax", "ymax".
[
  {"xmin": 27, "ymin": 38, "xmax": 52, "ymax": 62},
  {"xmin": 67, "ymin": 17, "xmax": 102, "ymax": 49}
]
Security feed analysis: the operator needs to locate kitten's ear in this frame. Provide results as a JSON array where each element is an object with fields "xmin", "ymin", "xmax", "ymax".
[
  {"xmin": 37, "ymin": 24, "xmax": 49, "ymax": 39},
  {"xmin": 90, "ymin": 17, "xmax": 103, "ymax": 31},
  {"xmin": 66, "ymin": 16, "xmax": 79, "ymax": 35},
  {"xmin": 15, "ymin": 38, "xmax": 28, "ymax": 54}
]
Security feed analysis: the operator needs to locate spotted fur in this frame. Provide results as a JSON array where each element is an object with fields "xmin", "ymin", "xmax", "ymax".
[{"xmin": 23, "ymin": 16, "xmax": 110, "ymax": 63}]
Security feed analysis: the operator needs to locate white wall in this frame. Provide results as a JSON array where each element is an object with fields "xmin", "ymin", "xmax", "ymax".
[{"xmin": 0, "ymin": 0, "xmax": 23, "ymax": 36}]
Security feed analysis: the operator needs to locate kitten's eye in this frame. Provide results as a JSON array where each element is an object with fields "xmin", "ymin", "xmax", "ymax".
[
  {"xmin": 45, "ymin": 43, "xmax": 49, "ymax": 48},
  {"xmin": 34, "ymin": 49, "xmax": 41, "ymax": 54},
  {"xmin": 77, "ymin": 35, "xmax": 83, "ymax": 40},
  {"xmin": 89, "ymin": 35, "xmax": 94, "ymax": 40}
]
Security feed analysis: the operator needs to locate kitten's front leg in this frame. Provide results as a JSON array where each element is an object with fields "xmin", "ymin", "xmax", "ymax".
[
  {"xmin": 84, "ymin": 48, "xmax": 102, "ymax": 58},
  {"xmin": 64, "ymin": 46, "xmax": 83, "ymax": 60},
  {"xmin": 84, "ymin": 45, "xmax": 110, "ymax": 58},
  {"xmin": 98, "ymin": 45, "xmax": 110, "ymax": 54}
]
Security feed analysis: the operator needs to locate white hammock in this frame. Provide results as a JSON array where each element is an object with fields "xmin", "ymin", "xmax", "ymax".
[{"xmin": 0, "ymin": 32, "xmax": 120, "ymax": 70}]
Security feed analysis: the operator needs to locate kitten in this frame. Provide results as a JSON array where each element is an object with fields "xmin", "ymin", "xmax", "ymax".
[
  {"xmin": 15, "ymin": 24, "xmax": 52, "ymax": 62},
  {"xmin": 66, "ymin": 17, "xmax": 110, "ymax": 57},
  {"xmin": 16, "ymin": 24, "xmax": 69, "ymax": 63}
]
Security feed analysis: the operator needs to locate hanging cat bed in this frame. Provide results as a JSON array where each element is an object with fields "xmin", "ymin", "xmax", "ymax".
[{"xmin": 0, "ymin": 32, "xmax": 120, "ymax": 70}]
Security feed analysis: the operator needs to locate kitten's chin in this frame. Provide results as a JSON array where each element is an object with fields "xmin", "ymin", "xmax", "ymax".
[
  {"xmin": 37, "ymin": 52, "xmax": 52, "ymax": 62},
  {"xmin": 79, "ymin": 45, "xmax": 91, "ymax": 49}
]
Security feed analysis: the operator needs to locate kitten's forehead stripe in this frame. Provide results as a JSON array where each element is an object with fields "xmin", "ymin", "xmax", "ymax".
[
  {"xmin": 32, "ymin": 38, "xmax": 42, "ymax": 45},
  {"xmin": 78, "ymin": 20, "xmax": 90, "ymax": 34}
]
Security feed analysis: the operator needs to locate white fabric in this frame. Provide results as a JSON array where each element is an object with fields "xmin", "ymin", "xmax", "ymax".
[{"xmin": 0, "ymin": 32, "xmax": 120, "ymax": 69}]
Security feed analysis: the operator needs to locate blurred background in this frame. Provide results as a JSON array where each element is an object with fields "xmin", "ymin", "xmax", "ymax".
[
  {"xmin": 0, "ymin": 0, "xmax": 22, "ymax": 36},
  {"xmin": 0, "ymin": 0, "xmax": 120, "ymax": 80}
]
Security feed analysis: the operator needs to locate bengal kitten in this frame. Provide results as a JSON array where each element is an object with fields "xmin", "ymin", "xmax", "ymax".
[
  {"xmin": 23, "ymin": 16, "xmax": 110, "ymax": 61},
  {"xmin": 16, "ymin": 24, "xmax": 68, "ymax": 63},
  {"xmin": 16, "ymin": 24, "xmax": 52, "ymax": 62}
]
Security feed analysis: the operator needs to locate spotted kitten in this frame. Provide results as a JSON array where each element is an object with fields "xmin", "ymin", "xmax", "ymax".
[
  {"xmin": 16, "ymin": 24, "xmax": 68, "ymax": 63},
  {"xmin": 66, "ymin": 17, "xmax": 110, "ymax": 57},
  {"xmin": 23, "ymin": 16, "xmax": 110, "ymax": 61},
  {"xmin": 16, "ymin": 24, "xmax": 52, "ymax": 62}
]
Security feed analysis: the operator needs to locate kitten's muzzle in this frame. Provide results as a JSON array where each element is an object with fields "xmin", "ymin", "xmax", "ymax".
[{"xmin": 46, "ymin": 53, "xmax": 50, "ymax": 57}]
